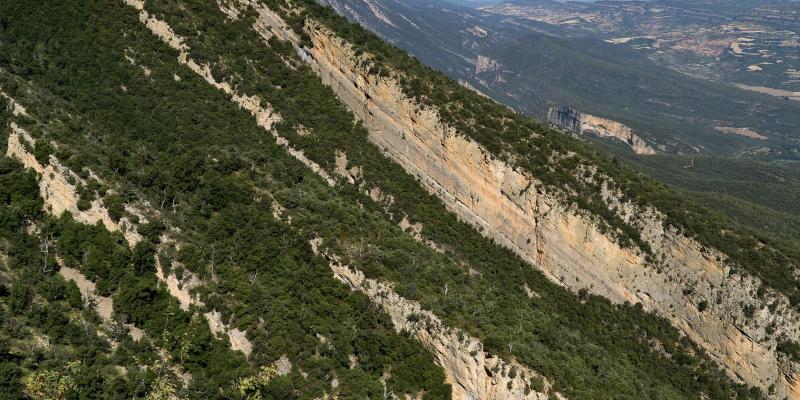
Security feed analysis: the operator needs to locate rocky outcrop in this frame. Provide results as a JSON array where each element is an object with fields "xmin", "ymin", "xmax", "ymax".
[
  {"xmin": 309, "ymin": 239, "xmax": 558, "ymax": 400},
  {"xmin": 123, "ymin": 0, "xmax": 323, "ymax": 355},
  {"xmin": 153, "ymin": 255, "xmax": 253, "ymax": 355},
  {"xmin": 475, "ymin": 55, "xmax": 502, "ymax": 75},
  {"xmin": 6, "ymin": 124, "xmax": 143, "ymax": 246},
  {"xmin": 246, "ymin": 6, "xmax": 800, "ymax": 397},
  {"xmin": 205, "ymin": 310, "xmax": 254, "ymax": 356},
  {"xmin": 6, "ymin": 115, "xmax": 145, "ymax": 342},
  {"xmin": 1, "ymin": 89, "xmax": 29, "ymax": 117},
  {"xmin": 7, "ymin": 87, "xmax": 255, "ymax": 358},
  {"xmin": 548, "ymin": 106, "xmax": 656, "ymax": 155},
  {"xmin": 59, "ymin": 266, "xmax": 144, "ymax": 341}
]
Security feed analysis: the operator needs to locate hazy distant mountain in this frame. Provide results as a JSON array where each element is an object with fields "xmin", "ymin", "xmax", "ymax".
[{"xmin": 484, "ymin": 0, "xmax": 800, "ymax": 92}]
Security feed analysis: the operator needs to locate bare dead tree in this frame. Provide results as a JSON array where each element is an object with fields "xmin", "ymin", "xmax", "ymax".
[{"xmin": 40, "ymin": 232, "xmax": 54, "ymax": 273}]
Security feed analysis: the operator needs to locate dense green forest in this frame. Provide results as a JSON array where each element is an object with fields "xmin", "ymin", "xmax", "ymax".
[
  {"xmin": 0, "ymin": 2, "xmax": 449, "ymax": 398},
  {"xmin": 0, "ymin": 148, "xmax": 445, "ymax": 397},
  {"xmin": 0, "ymin": 0, "xmax": 790, "ymax": 398}
]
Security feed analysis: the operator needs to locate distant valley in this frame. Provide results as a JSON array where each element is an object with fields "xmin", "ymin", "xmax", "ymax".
[
  {"xmin": 484, "ymin": 0, "xmax": 800, "ymax": 95},
  {"xmin": 320, "ymin": 0, "xmax": 800, "ymax": 160}
]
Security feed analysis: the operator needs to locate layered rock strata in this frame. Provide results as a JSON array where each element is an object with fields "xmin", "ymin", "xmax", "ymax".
[
  {"xmin": 6, "ymin": 100, "xmax": 253, "ymax": 357},
  {"xmin": 125, "ymin": 1, "xmax": 544, "ymax": 383},
  {"xmin": 124, "ymin": 0, "xmax": 335, "ymax": 187}
]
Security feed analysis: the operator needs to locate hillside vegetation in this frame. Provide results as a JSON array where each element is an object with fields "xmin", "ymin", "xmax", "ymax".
[
  {"xmin": 0, "ymin": 0, "xmax": 792, "ymax": 399},
  {"xmin": 606, "ymin": 148, "xmax": 800, "ymax": 239}
]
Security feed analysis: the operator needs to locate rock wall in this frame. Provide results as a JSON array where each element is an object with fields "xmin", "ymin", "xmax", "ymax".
[
  {"xmin": 548, "ymin": 106, "xmax": 656, "ymax": 155},
  {"xmin": 247, "ymin": 6, "xmax": 800, "ymax": 397}
]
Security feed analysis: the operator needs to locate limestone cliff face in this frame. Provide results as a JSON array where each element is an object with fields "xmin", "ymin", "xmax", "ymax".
[
  {"xmin": 246, "ymin": 6, "xmax": 800, "ymax": 397},
  {"xmin": 548, "ymin": 106, "xmax": 656, "ymax": 155}
]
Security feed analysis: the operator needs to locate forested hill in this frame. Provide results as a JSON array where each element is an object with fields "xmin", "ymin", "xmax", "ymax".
[{"xmin": 0, "ymin": 0, "xmax": 797, "ymax": 399}]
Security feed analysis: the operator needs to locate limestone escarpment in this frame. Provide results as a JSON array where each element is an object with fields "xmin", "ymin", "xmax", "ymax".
[
  {"xmin": 548, "ymin": 106, "xmax": 656, "ymax": 155},
  {"xmin": 126, "ymin": 2, "xmax": 555, "ymax": 393},
  {"xmin": 246, "ymin": 6, "xmax": 800, "ymax": 397}
]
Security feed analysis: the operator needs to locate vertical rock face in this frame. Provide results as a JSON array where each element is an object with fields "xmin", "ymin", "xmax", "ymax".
[
  {"xmin": 245, "ymin": 5, "xmax": 800, "ymax": 397},
  {"xmin": 547, "ymin": 106, "xmax": 582, "ymax": 133},
  {"xmin": 548, "ymin": 106, "xmax": 656, "ymax": 155}
]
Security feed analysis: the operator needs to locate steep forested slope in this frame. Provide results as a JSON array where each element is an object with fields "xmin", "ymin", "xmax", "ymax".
[
  {"xmin": 288, "ymin": 0, "xmax": 800, "ymax": 304},
  {"xmin": 0, "ymin": 3, "xmax": 447, "ymax": 397},
  {"xmin": 0, "ymin": 0, "xmax": 797, "ymax": 399}
]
